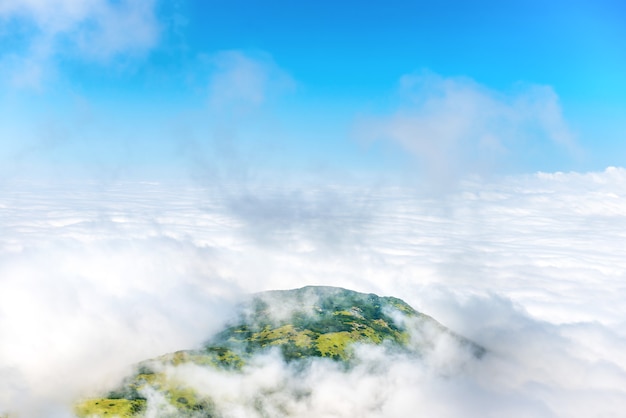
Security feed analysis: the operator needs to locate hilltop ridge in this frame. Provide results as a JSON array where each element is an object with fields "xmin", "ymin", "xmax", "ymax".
[{"xmin": 75, "ymin": 286, "xmax": 484, "ymax": 417}]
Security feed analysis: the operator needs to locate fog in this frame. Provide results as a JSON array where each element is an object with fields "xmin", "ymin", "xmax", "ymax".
[{"xmin": 1, "ymin": 168, "xmax": 625, "ymax": 416}]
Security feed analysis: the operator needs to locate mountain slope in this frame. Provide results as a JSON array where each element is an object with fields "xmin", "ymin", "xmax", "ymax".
[{"xmin": 75, "ymin": 286, "xmax": 484, "ymax": 417}]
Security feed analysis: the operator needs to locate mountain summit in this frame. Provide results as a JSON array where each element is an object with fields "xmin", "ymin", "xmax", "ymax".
[{"xmin": 75, "ymin": 286, "xmax": 484, "ymax": 417}]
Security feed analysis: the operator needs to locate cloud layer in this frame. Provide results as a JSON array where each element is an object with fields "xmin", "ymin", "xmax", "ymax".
[{"xmin": 1, "ymin": 168, "xmax": 626, "ymax": 416}]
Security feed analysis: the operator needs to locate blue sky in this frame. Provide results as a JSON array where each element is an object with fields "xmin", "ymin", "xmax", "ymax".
[{"xmin": 1, "ymin": 0, "xmax": 625, "ymax": 181}]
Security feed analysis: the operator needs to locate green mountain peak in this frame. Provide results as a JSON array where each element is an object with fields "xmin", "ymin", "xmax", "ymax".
[{"xmin": 75, "ymin": 286, "xmax": 484, "ymax": 417}]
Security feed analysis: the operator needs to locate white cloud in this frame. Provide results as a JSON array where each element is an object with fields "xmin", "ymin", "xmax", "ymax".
[
  {"xmin": 357, "ymin": 72, "xmax": 578, "ymax": 189},
  {"xmin": 172, "ymin": 50, "xmax": 295, "ymax": 186},
  {"xmin": 0, "ymin": 168, "xmax": 626, "ymax": 416},
  {"xmin": 207, "ymin": 50, "xmax": 295, "ymax": 110},
  {"xmin": 0, "ymin": 0, "xmax": 160, "ymax": 88}
]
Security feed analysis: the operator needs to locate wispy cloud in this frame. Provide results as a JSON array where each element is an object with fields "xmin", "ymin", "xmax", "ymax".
[
  {"xmin": 357, "ymin": 72, "xmax": 579, "ymax": 189},
  {"xmin": 0, "ymin": 0, "xmax": 160, "ymax": 88},
  {"xmin": 207, "ymin": 50, "xmax": 295, "ymax": 110},
  {"xmin": 177, "ymin": 50, "xmax": 295, "ymax": 185}
]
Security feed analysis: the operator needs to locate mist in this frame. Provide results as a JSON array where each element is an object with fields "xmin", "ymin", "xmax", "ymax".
[{"xmin": 1, "ymin": 168, "xmax": 626, "ymax": 416}]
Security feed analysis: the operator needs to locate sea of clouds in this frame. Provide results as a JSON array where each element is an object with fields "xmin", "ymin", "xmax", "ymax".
[{"xmin": 1, "ymin": 167, "xmax": 626, "ymax": 417}]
